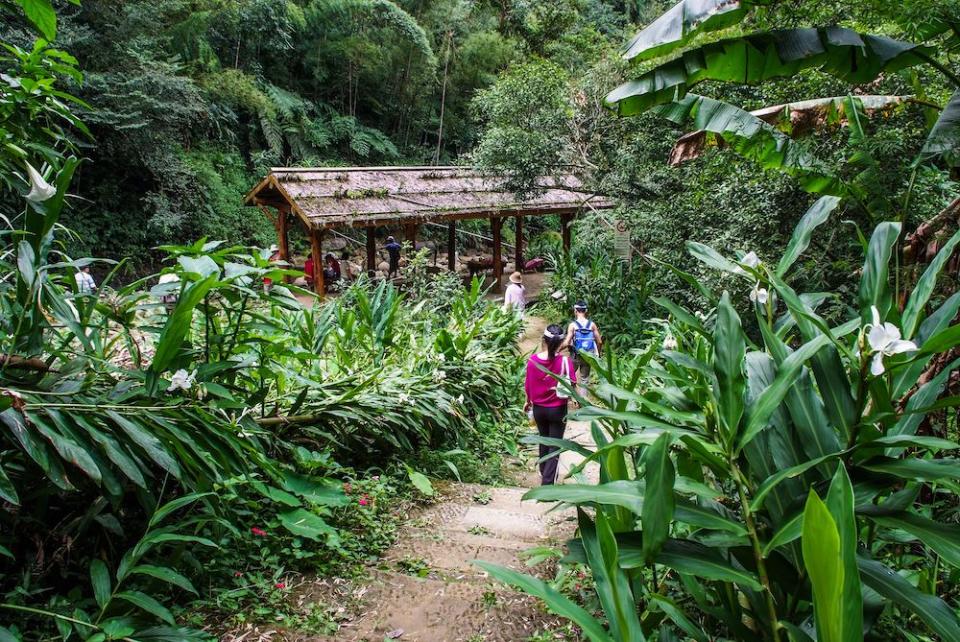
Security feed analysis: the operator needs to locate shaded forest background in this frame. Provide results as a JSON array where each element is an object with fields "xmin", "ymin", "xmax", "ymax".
[
  {"xmin": 0, "ymin": 0, "xmax": 635, "ymax": 262},
  {"xmin": 1, "ymin": 0, "xmax": 956, "ymax": 304}
]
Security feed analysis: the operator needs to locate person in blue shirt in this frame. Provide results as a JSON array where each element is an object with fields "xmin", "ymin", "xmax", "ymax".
[
  {"xmin": 385, "ymin": 236, "xmax": 402, "ymax": 278},
  {"xmin": 562, "ymin": 301, "xmax": 602, "ymax": 399}
]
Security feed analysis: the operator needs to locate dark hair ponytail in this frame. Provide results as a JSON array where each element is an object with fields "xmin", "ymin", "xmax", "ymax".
[{"xmin": 544, "ymin": 324, "xmax": 564, "ymax": 359}]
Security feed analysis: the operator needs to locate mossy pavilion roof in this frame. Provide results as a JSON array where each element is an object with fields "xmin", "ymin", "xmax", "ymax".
[{"xmin": 244, "ymin": 166, "xmax": 613, "ymax": 230}]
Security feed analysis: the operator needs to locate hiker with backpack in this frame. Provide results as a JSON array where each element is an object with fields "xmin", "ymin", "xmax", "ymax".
[{"xmin": 563, "ymin": 301, "xmax": 602, "ymax": 399}]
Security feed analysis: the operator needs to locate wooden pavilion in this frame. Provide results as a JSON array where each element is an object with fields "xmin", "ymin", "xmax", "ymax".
[{"xmin": 244, "ymin": 166, "xmax": 613, "ymax": 295}]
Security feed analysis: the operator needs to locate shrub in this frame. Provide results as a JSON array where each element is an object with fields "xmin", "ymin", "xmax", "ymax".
[{"xmin": 483, "ymin": 200, "xmax": 960, "ymax": 641}]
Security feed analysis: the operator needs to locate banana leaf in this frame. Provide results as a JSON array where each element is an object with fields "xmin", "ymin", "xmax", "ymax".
[
  {"xmin": 919, "ymin": 90, "xmax": 960, "ymax": 168},
  {"xmin": 607, "ymin": 28, "xmax": 931, "ymax": 115},
  {"xmin": 623, "ymin": 0, "xmax": 753, "ymax": 62},
  {"xmin": 671, "ymin": 95, "xmax": 910, "ymax": 166},
  {"xmin": 651, "ymin": 94, "xmax": 841, "ymax": 195}
]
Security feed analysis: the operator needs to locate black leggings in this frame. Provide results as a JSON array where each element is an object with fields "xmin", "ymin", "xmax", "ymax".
[{"xmin": 533, "ymin": 404, "xmax": 568, "ymax": 485}]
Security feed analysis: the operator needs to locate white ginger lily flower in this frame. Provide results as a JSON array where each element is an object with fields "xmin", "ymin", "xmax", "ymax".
[
  {"xmin": 398, "ymin": 392, "xmax": 412, "ymax": 405},
  {"xmin": 865, "ymin": 306, "xmax": 917, "ymax": 376},
  {"xmin": 662, "ymin": 335, "xmax": 678, "ymax": 351},
  {"xmin": 457, "ymin": 394, "xmax": 465, "ymax": 404},
  {"xmin": 25, "ymin": 163, "xmax": 56, "ymax": 203},
  {"xmin": 436, "ymin": 353, "xmax": 446, "ymax": 362},
  {"xmin": 749, "ymin": 282, "xmax": 769, "ymax": 305},
  {"xmin": 166, "ymin": 368, "xmax": 197, "ymax": 392},
  {"xmin": 433, "ymin": 370, "xmax": 447, "ymax": 382}
]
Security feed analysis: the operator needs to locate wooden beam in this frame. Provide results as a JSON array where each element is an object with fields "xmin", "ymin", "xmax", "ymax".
[
  {"xmin": 311, "ymin": 228, "xmax": 324, "ymax": 298},
  {"xmin": 561, "ymin": 212, "xmax": 573, "ymax": 255},
  {"xmin": 514, "ymin": 214, "xmax": 523, "ymax": 272},
  {"xmin": 492, "ymin": 216, "xmax": 503, "ymax": 293},
  {"xmin": 366, "ymin": 227, "xmax": 377, "ymax": 277},
  {"xmin": 447, "ymin": 221, "xmax": 456, "ymax": 271}
]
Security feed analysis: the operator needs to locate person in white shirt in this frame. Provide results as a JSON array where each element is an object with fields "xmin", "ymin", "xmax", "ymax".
[
  {"xmin": 75, "ymin": 266, "xmax": 97, "ymax": 295},
  {"xmin": 503, "ymin": 271, "xmax": 526, "ymax": 315}
]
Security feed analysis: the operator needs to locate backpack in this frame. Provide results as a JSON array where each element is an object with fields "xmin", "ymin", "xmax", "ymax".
[{"xmin": 572, "ymin": 319, "xmax": 596, "ymax": 354}]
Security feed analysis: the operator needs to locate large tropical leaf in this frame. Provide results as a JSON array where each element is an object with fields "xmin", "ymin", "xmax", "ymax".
[
  {"xmin": 670, "ymin": 96, "xmax": 911, "ymax": 166},
  {"xmin": 858, "ymin": 557, "xmax": 960, "ymax": 640},
  {"xmin": 858, "ymin": 222, "xmax": 901, "ymax": 321},
  {"xmin": 654, "ymin": 539, "xmax": 762, "ymax": 591},
  {"xmin": 902, "ymin": 228, "xmax": 960, "ymax": 339},
  {"xmin": 623, "ymin": 0, "xmax": 753, "ymax": 62},
  {"xmin": 869, "ymin": 512, "xmax": 960, "ymax": 568},
  {"xmin": 802, "ymin": 490, "xmax": 845, "ymax": 642},
  {"xmin": 523, "ymin": 480, "xmax": 644, "ymax": 514},
  {"xmin": 607, "ymin": 28, "xmax": 931, "ymax": 115},
  {"xmin": 777, "ymin": 196, "xmax": 842, "ymax": 276},
  {"xmin": 641, "ymin": 433, "xmax": 675, "ymax": 563},
  {"xmin": 13, "ymin": 0, "xmax": 58, "ymax": 40},
  {"xmin": 713, "ymin": 292, "xmax": 745, "ymax": 445},
  {"xmin": 651, "ymin": 94, "xmax": 841, "ymax": 194},
  {"xmin": 579, "ymin": 510, "xmax": 645, "ymax": 642},
  {"xmin": 147, "ymin": 274, "xmax": 218, "ymax": 391},
  {"xmin": 739, "ymin": 321, "xmax": 857, "ymax": 452},
  {"xmin": 824, "ymin": 466, "xmax": 863, "ymax": 642},
  {"xmin": 475, "ymin": 561, "xmax": 615, "ymax": 642},
  {"xmin": 919, "ymin": 90, "xmax": 960, "ymax": 168}
]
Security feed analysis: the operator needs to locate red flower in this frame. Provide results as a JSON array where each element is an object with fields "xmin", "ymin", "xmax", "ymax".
[
  {"xmin": 250, "ymin": 527, "xmax": 267, "ymax": 537},
  {"xmin": 234, "ymin": 571, "xmax": 243, "ymax": 577},
  {"xmin": 358, "ymin": 495, "xmax": 369, "ymax": 506},
  {"xmin": 274, "ymin": 582, "xmax": 286, "ymax": 589}
]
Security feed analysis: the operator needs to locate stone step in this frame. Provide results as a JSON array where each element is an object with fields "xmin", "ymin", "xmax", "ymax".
[{"xmin": 382, "ymin": 532, "xmax": 533, "ymax": 580}]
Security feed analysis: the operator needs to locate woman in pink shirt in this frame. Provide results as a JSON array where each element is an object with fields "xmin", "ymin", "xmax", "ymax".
[{"xmin": 524, "ymin": 324, "xmax": 576, "ymax": 485}]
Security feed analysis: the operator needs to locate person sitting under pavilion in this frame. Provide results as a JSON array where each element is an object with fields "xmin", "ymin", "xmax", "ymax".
[
  {"xmin": 324, "ymin": 253, "xmax": 341, "ymax": 287},
  {"xmin": 304, "ymin": 254, "xmax": 315, "ymax": 289}
]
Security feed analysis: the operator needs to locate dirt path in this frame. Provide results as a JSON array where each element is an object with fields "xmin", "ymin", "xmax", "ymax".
[{"xmin": 292, "ymin": 317, "xmax": 596, "ymax": 642}]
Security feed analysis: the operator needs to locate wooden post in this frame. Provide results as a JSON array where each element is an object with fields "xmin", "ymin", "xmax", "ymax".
[
  {"xmin": 492, "ymin": 216, "xmax": 503, "ymax": 292},
  {"xmin": 366, "ymin": 227, "xmax": 377, "ymax": 277},
  {"xmin": 404, "ymin": 223, "xmax": 418, "ymax": 249},
  {"xmin": 277, "ymin": 205, "xmax": 291, "ymax": 283},
  {"xmin": 447, "ymin": 221, "xmax": 456, "ymax": 271},
  {"xmin": 561, "ymin": 212, "xmax": 573, "ymax": 255},
  {"xmin": 514, "ymin": 214, "xmax": 523, "ymax": 272},
  {"xmin": 311, "ymin": 228, "xmax": 324, "ymax": 298}
]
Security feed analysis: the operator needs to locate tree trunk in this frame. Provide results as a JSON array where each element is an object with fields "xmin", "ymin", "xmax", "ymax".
[{"xmin": 433, "ymin": 30, "xmax": 453, "ymax": 165}]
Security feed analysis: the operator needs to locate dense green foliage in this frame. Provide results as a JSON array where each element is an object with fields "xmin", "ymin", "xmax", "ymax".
[
  {"xmin": 0, "ymin": 214, "xmax": 524, "ymax": 638},
  {"xmin": 0, "ymin": 0, "xmax": 635, "ymax": 267},
  {"xmin": 5, "ymin": 0, "xmax": 960, "ymax": 639},
  {"xmin": 489, "ymin": 210, "xmax": 960, "ymax": 640},
  {"xmin": 478, "ymin": 1, "xmax": 960, "ymax": 640},
  {"xmin": 471, "ymin": 0, "xmax": 960, "ymax": 314}
]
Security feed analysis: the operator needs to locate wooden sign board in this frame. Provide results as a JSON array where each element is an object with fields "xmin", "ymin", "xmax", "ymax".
[{"xmin": 613, "ymin": 219, "xmax": 632, "ymax": 264}]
